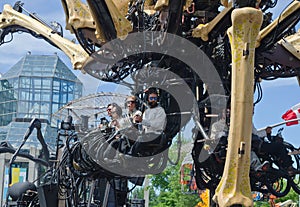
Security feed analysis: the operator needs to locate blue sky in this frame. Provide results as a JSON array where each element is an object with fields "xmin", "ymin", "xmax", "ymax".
[{"xmin": 0, "ymin": 1, "xmax": 300, "ymax": 146}]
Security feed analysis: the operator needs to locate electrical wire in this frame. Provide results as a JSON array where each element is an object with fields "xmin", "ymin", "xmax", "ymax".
[{"xmin": 254, "ymin": 81, "xmax": 263, "ymax": 106}]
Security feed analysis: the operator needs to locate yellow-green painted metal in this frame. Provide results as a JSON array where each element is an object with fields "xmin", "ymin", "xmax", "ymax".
[{"xmin": 213, "ymin": 8, "xmax": 263, "ymax": 207}]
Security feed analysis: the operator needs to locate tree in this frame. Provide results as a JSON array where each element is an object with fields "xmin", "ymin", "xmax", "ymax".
[
  {"xmin": 149, "ymin": 139, "xmax": 201, "ymax": 207},
  {"xmin": 149, "ymin": 163, "xmax": 200, "ymax": 207},
  {"xmin": 275, "ymin": 189, "xmax": 298, "ymax": 204},
  {"xmin": 253, "ymin": 190, "xmax": 299, "ymax": 207},
  {"xmin": 130, "ymin": 137, "xmax": 201, "ymax": 206}
]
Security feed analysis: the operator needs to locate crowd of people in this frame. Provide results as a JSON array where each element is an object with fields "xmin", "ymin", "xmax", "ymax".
[
  {"xmin": 97, "ymin": 86, "xmax": 298, "ymax": 175},
  {"xmin": 100, "ymin": 88, "xmax": 166, "ymax": 133},
  {"xmin": 98, "ymin": 88, "xmax": 167, "ymax": 157},
  {"xmin": 92, "ymin": 87, "xmax": 300, "ymax": 206}
]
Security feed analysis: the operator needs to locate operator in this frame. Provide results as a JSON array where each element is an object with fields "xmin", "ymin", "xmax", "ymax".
[
  {"xmin": 252, "ymin": 108, "xmax": 297, "ymax": 175},
  {"xmin": 125, "ymin": 95, "xmax": 142, "ymax": 122},
  {"xmin": 130, "ymin": 88, "xmax": 167, "ymax": 155},
  {"xmin": 98, "ymin": 103, "xmax": 114, "ymax": 129},
  {"xmin": 99, "ymin": 102, "xmax": 123, "ymax": 130},
  {"xmin": 108, "ymin": 103, "xmax": 123, "ymax": 130},
  {"xmin": 134, "ymin": 88, "xmax": 166, "ymax": 134},
  {"xmin": 209, "ymin": 108, "xmax": 269, "ymax": 171},
  {"xmin": 121, "ymin": 95, "xmax": 143, "ymax": 130}
]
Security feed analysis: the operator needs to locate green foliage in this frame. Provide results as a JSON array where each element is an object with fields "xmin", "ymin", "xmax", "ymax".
[
  {"xmin": 149, "ymin": 164, "xmax": 200, "ymax": 207},
  {"xmin": 149, "ymin": 139, "xmax": 201, "ymax": 207},
  {"xmin": 131, "ymin": 135, "xmax": 300, "ymax": 207},
  {"xmin": 275, "ymin": 189, "xmax": 298, "ymax": 204},
  {"xmin": 253, "ymin": 189, "xmax": 299, "ymax": 207},
  {"xmin": 130, "ymin": 186, "xmax": 144, "ymax": 199},
  {"xmin": 129, "ymin": 184, "xmax": 157, "ymax": 202},
  {"xmin": 253, "ymin": 201, "xmax": 270, "ymax": 207},
  {"xmin": 130, "ymin": 137, "xmax": 201, "ymax": 206}
]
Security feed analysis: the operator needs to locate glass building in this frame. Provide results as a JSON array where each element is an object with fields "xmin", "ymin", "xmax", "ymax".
[
  {"xmin": 0, "ymin": 79, "xmax": 16, "ymax": 126},
  {"xmin": 0, "ymin": 54, "xmax": 83, "ymax": 148}
]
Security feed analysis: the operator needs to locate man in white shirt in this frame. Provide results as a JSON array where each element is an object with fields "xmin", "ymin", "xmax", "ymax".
[
  {"xmin": 131, "ymin": 88, "xmax": 167, "ymax": 155},
  {"xmin": 252, "ymin": 110, "xmax": 296, "ymax": 174},
  {"xmin": 134, "ymin": 89, "xmax": 167, "ymax": 134},
  {"xmin": 121, "ymin": 96, "xmax": 143, "ymax": 129},
  {"xmin": 126, "ymin": 96, "xmax": 142, "ymax": 120},
  {"xmin": 209, "ymin": 108, "xmax": 269, "ymax": 171},
  {"xmin": 210, "ymin": 109, "xmax": 228, "ymax": 140}
]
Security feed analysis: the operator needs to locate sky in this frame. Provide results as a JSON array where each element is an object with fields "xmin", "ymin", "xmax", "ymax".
[{"xmin": 0, "ymin": 0, "xmax": 300, "ymax": 147}]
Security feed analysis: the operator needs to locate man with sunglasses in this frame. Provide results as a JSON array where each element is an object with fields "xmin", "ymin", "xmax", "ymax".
[
  {"xmin": 134, "ymin": 89, "xmax": 166, "ymax": 134},
  {"xmin": 125, "ymin": 96, "xmax": 142, "ymax": 124},
  {"xmin": 106, "ymin": 103, "xmax": 113, "ymax": 117},
  {"xmin": 108, "ymin": 103, "xmax": 122, "ymax": 129},
  {"xmin": 99, "ymin": 103, "xmax": 122, "ymax": 130},
  {"xmin": 130, "ymin": 88, "xmax": 167, "ymax": 156},
  {"xmin": 98, "ymin": 103, "xmax": 113, "ymax": 129}
]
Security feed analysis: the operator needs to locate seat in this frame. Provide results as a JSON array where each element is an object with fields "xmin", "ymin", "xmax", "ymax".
[{"xmin": 130, "ymin": 132, "xmax": 169, "ymax": 156}]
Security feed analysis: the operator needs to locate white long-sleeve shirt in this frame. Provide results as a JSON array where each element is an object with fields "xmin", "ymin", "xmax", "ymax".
[
  {"xmin": 210, "ymin": 118, "xmax": 228, "ymax": 139},
  {"xmin": 209, "ymin": 120, "xmax": 267, "ymax": 139},
  {"xmin": 142, "ymin": 106, "xmax": 166, "ymax": 133},
  {"xmin": 119, "ymin": 109, "xmax": 143, "ymax": 129}
]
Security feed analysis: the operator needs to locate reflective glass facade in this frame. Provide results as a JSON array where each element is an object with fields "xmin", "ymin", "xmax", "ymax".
[
  {"xmin": 0, "ymin": 119, "xmax": 57, "ymax": 149},
  {"xmin": 0, "ymin": 54, "xmax": 83, "ymax": 126},
  {"xmin": 0, "ymin": 80, "xmax": 17, "ymax": 126},
  {"xmin": 0, "ymin": 54, "xmax": 83, "ymax": 148}
]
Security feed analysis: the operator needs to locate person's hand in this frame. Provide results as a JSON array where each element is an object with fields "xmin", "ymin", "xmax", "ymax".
[
  {"xmin": 266, "ymin": 126, "xmax": 272, "ymax": 134},
  {"xmin": 134, "ymin": 115, "xmax": 142, "ymax": 123}
]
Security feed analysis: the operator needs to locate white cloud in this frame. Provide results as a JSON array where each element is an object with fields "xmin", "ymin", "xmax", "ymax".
[
  {"xmin": 0, "ymin": 0, "xmax": 76, "ymax": 72},
  {"xmin": 0, "ymin": 33, "xmax": 73, "ymax": 72}
]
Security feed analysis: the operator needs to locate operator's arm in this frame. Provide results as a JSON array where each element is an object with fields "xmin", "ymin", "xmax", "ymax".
[{"xmin": 210, "ymin": 119, "xmax": 227, "ymax": 139}]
